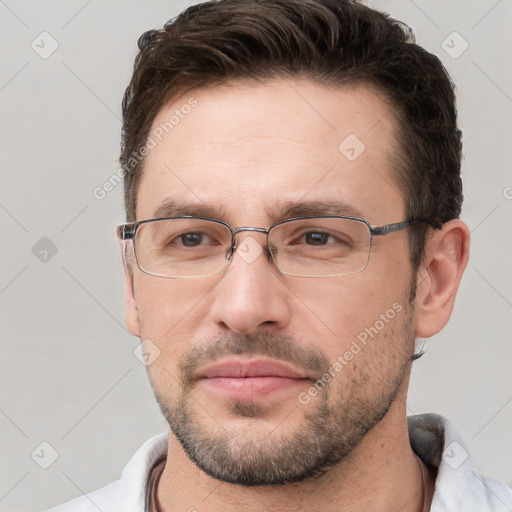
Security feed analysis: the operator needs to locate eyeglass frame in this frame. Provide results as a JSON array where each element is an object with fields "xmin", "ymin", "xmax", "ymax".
[{"xmin": 116, "ymin": 215, "xmax": 442, "ymax": 279}]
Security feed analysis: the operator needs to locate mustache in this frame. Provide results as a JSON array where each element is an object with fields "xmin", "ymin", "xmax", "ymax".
[{"xmin": 179, "ymin": 332, "xmax": 330, "ymax": 389}]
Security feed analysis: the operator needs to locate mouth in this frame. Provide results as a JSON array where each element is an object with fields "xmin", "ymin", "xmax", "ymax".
[{"xmin": 195, "ymin": 357, "xmax": 310, "ymax": 399}]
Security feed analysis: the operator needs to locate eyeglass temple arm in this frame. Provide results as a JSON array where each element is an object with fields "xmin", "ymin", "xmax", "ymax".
[
  {"xmin": 117, "ymin": 224, "xmax": 136, "ymax": 241},
  {"xmin": 370, "ymin": 219, "xmax": 442, "ymax": 236}
]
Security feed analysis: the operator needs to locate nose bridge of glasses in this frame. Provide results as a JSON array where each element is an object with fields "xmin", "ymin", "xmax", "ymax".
[
  {"xmin": 232, "ymin": 226, "xmax": 269, "ymax": 238},
  {"xmin": 229, "ymin": 226, "xmax": 274, "ymax": 259}
]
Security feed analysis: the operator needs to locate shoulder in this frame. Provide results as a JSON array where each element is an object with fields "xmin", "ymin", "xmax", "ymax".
[
  {"xmin": 40, "ymin": 432, "xmax": 168, "ymax": 512},
  {"xmin": 479, "ymin": 475, "xmax": 512, "ymax": 511},
  {"xmin": 408, "ymin": 413, "xmax": 512, "ymax": 512}
]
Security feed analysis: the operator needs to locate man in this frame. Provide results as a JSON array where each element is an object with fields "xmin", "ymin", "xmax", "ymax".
[{"xmin": 45, "ymin": 0, "xmax": 511, "ymax": 511}]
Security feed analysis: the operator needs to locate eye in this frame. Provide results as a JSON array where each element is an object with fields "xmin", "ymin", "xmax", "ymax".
[
  {"xmin": 163, "ymin": 230, "xmax": 219, "ymax": 250},
  {"xmin": 303, "ymin": 231, "xmax": 334, "ymax": 246},
  {"xmin": 179, "ymin": 231, "xmax": 208, "ymax": 247},
  {"xmin": 296, "ymin": 230, "xmax": 345, "ymax": 246}
]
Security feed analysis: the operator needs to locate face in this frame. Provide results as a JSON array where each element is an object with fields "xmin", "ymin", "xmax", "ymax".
[{"xmin": 126, "ymin": 79, "xmax": 418, "ymax": 486}]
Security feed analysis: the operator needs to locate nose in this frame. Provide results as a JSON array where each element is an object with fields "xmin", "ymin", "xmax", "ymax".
[{"xmin": 209, "ymin": 234, "xmax": 292, "ymax": 334}]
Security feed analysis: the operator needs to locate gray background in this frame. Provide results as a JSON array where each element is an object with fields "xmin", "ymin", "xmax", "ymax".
[{"xmin": 0, "ymin": 1, "xmax": 511, "ymax": 510}]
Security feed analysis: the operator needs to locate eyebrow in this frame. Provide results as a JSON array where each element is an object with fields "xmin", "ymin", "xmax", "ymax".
[
  {"xmin": 151, "ymin": 199, "xmax": 367, "ymax": 223},
  {"xmin": 152, "ymin": 200, "xmax": 227, "ymax": 219},
  {"xmin": 268, "ymin": 200, "xmax": 367, "ymax": 221}
]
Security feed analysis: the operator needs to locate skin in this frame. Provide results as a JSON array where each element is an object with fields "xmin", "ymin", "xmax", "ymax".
[{"xmin": 122, "ymin": 79, "xmax": 470, "ymax": 511}]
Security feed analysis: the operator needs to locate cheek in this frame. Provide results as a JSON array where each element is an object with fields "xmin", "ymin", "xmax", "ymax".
[
  {"xmin": 136, "ymin": 279, "xmax": 213, "ymax": 393},
  {"xmin": 134, "ymin": 274, "xmax": 218, "ymax": 342},
  {"xmin": 286, "ymin": 271, "xmax": 411, "ymax": 354}
]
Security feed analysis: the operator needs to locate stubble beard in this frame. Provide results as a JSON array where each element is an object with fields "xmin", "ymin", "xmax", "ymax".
[{"xmin": 146, "ymin": 294, "xmax": 416, "ymax": 487}]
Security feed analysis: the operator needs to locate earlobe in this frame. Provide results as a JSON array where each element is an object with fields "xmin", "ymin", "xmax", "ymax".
[{"xmin": 414, "ymin": 219, "xmax": 470, "ymax": 338}]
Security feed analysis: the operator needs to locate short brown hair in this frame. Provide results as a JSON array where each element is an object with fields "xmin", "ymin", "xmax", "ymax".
[{"xmin": 120, "ymin": 0, "xmax": 462, "ymax": 269}]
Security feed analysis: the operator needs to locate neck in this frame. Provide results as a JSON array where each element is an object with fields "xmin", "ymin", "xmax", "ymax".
[{"xmin": 156, "ymin": 399, "xmax": 434, "ymax": 512}]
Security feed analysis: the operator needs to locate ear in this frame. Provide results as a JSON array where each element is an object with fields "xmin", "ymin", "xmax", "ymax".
[
  {"xmin": 118, "ymin": 238, "xmax": 140, "ymax": 337},
  {"xmin": 124, "ymin": 267, "xmax": 140, "ymax": 337},
  {"xmin": 414, "ymin": 219, "xmax": 470, "ymax": 338}
]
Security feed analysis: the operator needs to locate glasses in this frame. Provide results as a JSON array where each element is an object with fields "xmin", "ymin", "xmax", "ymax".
[{"xmin": 116, "ymin": 216, "xmax": 439, "ymax": 279}]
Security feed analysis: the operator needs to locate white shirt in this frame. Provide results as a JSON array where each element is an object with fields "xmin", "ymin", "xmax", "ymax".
[{"xmin": 43, "ymin": 414, "xmax": 512, "ymax": 512}]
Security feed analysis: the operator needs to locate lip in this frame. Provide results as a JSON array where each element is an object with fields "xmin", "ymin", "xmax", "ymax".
[
  {"xmin": 196, "ymin": 358, "xmax": 308, "ymax": 379},
  {"xmin": 196, "ymin": 358, "xmax": 310, "ymax": 399}
]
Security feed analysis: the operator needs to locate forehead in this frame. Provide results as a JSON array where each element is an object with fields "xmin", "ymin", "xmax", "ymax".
[{"xmin": 137, "ymin": 79, "xmax": 405, "ymax": 224}]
